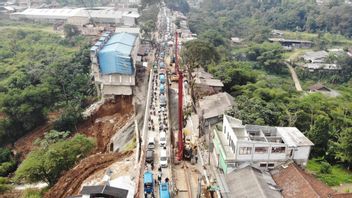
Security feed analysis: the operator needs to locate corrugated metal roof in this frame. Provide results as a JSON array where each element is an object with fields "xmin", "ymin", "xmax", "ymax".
[
  {"xmin": 225, "ymin": 166, "xmax": 282, "ymax": 198},
  {"xmin": 98, "ymin": 32, "xmax": 137, "ymax": 75},
  {"xmin": 198, "ymin": 92, "xmax": 234, "ymax": 119}
]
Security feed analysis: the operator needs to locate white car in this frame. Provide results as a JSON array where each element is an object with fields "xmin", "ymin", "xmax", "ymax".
[
  {"xmin": 160, "ymin": 149, "xmax": 168, "ymax": 168},
  {"xmin": 160, "ymin": 131, "xmax": 167, "ymax": 147}
]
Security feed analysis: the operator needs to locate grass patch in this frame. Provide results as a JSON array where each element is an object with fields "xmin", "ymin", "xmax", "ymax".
[
  {"xmin": 307, "ymin": 159, "xmax": 352, "ymax": 186},
  {"xmin": 122, "ymin": 136, "xmax": 136, "ymax": 151},
  {"xmin": 282, "ymin": 30, "xmax": 318, "ymax": 40}
]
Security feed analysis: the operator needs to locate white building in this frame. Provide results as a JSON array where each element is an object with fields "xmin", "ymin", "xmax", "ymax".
[
  {"xmin": 10, "ymin": 7, "xmax": 139, "ymax": 26},
  {"xmin": 212, "ymin": 115, "xmax": 313, "ymax": 173}
]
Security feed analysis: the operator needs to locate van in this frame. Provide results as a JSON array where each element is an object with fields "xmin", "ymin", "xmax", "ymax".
[
  {"xmin": 160, "ymin": 132, "xmax": 166, "ymax": 147},
  {"xmin": 160, "ymin": 95, "xmax": 166, "ymax": 107},
  {"xmin": 146, "ymin": 150, "xmax": 154, "ymax": 164},
  {"xmin": 147, "ymin": 137, "xmax": 155, "ymax": 150},
  {"xmin": 160, "ymin": 149, "xmax": 168, "ymax": 168}
]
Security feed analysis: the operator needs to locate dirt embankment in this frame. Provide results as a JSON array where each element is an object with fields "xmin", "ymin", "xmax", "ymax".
[
  {"xmin": 44, "ymin": 96, "xmax": 134, "ymax": 198},
  {"xmin": 44, "ymin": 151, "xmax": 133, "ymax": 198},
  {"xmin": 77, "ymin": 95, "xmax": 134, "ymax": 152}
]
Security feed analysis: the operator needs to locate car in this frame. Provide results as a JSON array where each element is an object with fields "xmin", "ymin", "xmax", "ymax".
[
  {"xmin": 147, "ymin": 137, "xmax": 155, "ymax": 150},
  {"xmin": 160, "ymin": 149, "xmax": 168, "ymax": 168},
  {"xmin": 159, "ymin": 132, "xmax": 167, "ymax": 147},
  {"xmin": 146, "ymin": 149, "xmax": 154, "ymax": 164}
]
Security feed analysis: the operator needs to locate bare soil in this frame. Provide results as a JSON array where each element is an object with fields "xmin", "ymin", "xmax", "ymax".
[
  {"xmin": 44, "ymin": 151, "xmax": 133, "ymax": 198},
  {"xmin": 76, "ymin": 95, "xmax": 134, "ymax": 152}
]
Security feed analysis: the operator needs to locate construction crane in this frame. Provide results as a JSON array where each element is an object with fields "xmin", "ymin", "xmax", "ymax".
[{"xmin": 175, "ymin": 31, "xmax": 184, "ymax": 161}]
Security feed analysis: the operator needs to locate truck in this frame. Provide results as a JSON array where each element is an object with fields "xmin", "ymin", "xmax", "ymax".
[
  {"xmin": 144, "ymin": 171, "xmax": 154, "ymax": 197},
  {"xmin": 183, "ymin": 136, "xmax": 196, "ymax": 160},
  {"xmin": 159, "ymin": 182, "xmax": 171, "ymax": 198},
  {"xmin": 160, "ymin": 94, "xmax": 166, "ymax": 107}
]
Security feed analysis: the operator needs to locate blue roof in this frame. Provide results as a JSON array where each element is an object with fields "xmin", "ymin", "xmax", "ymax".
[
  {"xmin": 144, "ymin": 171, "xmax": 153, "ymax": 183},
  {"xmin": 98, "ymin": 32, "xmax": 137, "ymax": 75}
]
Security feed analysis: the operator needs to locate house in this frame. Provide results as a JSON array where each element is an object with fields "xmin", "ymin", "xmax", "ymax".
[
  {"xmin": 223, "ymin": 165, "xmax": 282, "ymax": 198},
  {"xmin": 268, "ymin": 38, "xmax": 313, "ymax": 49},
  {"xmin": 68, "ymin": 185, "xmax": 129, "ymax": 198},
  {"xmin": 230, "ymin": 37, "xmax": 242, "ymax": 44},
  {"xmin": 193, "ymin": 68, "xmax": 224, "ymax": 98},
  {"xmin": 90, "ymin": 31, "xmax": 140, "ymax": 97},
  {"xmin": 302, "ymin": 51, "xmax": 328, "ymax": 63},
  {"xmin": 212, "ymin": 115, "xmax": 313, "ymax": 174},
  {"xmin": 308, "ymin": 83, "xmax": 331, "ymax": 93},
  {"xmin": 308, "ymin": 83, "xmax": 340, "ymax": 97},
  {"xmin": 197, "ymin": 93, "xmax": 235, "ymax": 126},
  {"xmin": 271, "ymin": 162, "xmax": 337, "ymax": 198}
]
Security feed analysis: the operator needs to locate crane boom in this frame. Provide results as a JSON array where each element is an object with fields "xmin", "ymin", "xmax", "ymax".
[{"xmin": 176, "ymin": 31, "xmax": 184, "ymax": 161}]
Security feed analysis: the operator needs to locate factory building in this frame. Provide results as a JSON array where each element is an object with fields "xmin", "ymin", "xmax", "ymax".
[
  {"xmin": 90, "ymin": 31, "xmax": 140, "ymax": 96},
  {"xmin": 10, "ymin": 7, "xmax": 139, "ymax": 26}
]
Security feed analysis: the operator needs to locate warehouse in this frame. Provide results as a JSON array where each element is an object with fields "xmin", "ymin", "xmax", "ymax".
[
  {"xmin": 10, "ymin": 7, "xmax": 139, "ymax": 26},
  {"xmin": 90, "ymin": 31, "xmax": 140, "ymax": 96}
]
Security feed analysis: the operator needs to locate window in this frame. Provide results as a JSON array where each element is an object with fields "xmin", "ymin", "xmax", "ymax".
[
  {"xmin": 224, "ymin": 126, "xmax": 226, "ymax": 134},
  {"xmin": 239, "ymin": 147, "xmax": 252, "ymax": 155},
  {"xmin": 230, "ymin": 140, "xmax": 235, "ymax": 153},
  {"xmin": 255, "ymin": 147, "xmax": 268, "ymax": 154},
  {"xmin": 271, "ymin": 147, "xmax": 286, "ymax": 153}
]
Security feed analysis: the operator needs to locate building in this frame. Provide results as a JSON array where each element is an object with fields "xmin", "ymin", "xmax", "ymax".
[
  {"xmin": 302, "ymin": 50, "xmax": 328, "ymax": 63},
  {"xmin": 90, "ymin": 31, "xmax": 140, "ymax": 96},
  {"xmin": 308, "ymin": 83, "xmax": 340, "ymax": 97},
  {"xmin": 193, "ymin": 68, "xmax": 224, "ymax": 98},
  {"xmin": 212, "ymin": 115, "xmax": 313, "ymax": 174},
  {"xmin": 10, "ymin": 7, "xmax": 139, "ymax": 26},
  {"xmin": 301, "ymin": 51, "xmax": 341, "ymax": 71},
  {"xmin": 268, "ymin": 38, "xmax": 313, "ymax": 49},
  {"xmin": 224, "ymin": 165, "xmax": 282, "ymax": 198},
  {"xmin": 69, "ymin": 185, "xmax": 129, "ymax": 198},
  {"xmin": 271, "ymin": 162, "xmax": 336, "ymax": 198},
  {"xmin": 197, "ymin": 92, "xmax": 235, "ymax": 126}
]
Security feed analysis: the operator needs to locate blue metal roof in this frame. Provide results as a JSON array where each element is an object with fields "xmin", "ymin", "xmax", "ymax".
[
  {"xmin": 98, "ymin": 32, "xmax": 137, "ymax": 75},
  {"xmin": 143, "ymin": 171, "xmax": 153, "ymax": 183}
]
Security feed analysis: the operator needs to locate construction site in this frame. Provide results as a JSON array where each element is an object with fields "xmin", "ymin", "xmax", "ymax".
[{"xmin": 2, "ymin": 1, "xmax": 323, "ymax": 198}]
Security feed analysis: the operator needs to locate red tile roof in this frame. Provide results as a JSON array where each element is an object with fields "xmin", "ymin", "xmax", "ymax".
[{"xmin": 271, "ymin": 163, "xmax": 334, "ymax": 198}]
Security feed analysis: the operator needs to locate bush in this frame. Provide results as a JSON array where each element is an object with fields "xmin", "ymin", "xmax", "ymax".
[
  {"xmin": 320, "ymin": 161, "xmax": 332, "ymax": 174},
  {"xmin": 0, "ymin": 177, "xmax": 11, "ymax": 193},
  {"xmin": 21, "ymin": 188, "xmax": 42, "ymax": 198},
  {"xmin": 0, "ymin": 161, "xmax": 17, "ymax": 177},
  {"xmin": 15, "ymin": 134, "xmax": 95, "ymax": 186},
  {"xmin": 0, "ymin": 148, "xmax": 11, "ymax": 163},
  {"xmin": 53, "ymin": 106, "xmax": 82, "ymax": 132}
]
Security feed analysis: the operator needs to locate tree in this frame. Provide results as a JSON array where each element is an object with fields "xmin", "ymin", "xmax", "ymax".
[
  {"xmin": 246, "ymin": 42, "xmax": 285, "ymax": 73},
  {"xmin": 15, "ymin": 134, "xmax": 95, "ymax": 186},
  {"xmin": 336, "ymin": 128, "xmax": 352, "ymax": 166},
  {"xmin": 63, "ymin": 24, "xmax": 80, "ymax": 38},
  {"xmin": 181, "ymin": 39, "xmax": 220, "ymax": 99},
  {"xmin": 307, "ymin": 115, "xmax": 331, "ymax": 157}
]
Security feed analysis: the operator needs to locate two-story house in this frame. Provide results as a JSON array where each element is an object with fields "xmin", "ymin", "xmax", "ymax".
[{"xmin": 212, "ymin": 115, "xmax": 314, "ymax": 173}]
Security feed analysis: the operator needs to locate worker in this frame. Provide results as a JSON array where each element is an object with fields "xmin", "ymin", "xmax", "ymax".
[{"xmin": 157, "ymin": 173, "xmax": 161, "ymax": 183}]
